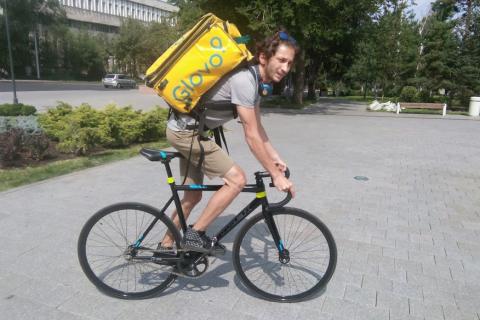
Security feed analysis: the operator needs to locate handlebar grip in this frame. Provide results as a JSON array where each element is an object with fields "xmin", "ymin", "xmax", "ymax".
[
  {"xmin": 267, "ymin": 168, "xmax": 292, "ymax": 209},
  {"xmin": 269, "ymin": 167, "xmax": 290, "ymax": 187}
]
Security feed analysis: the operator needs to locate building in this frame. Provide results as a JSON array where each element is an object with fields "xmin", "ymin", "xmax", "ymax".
[{"xmin": 59, "ymin": 0, "xmax": 179, "ymax": 34}]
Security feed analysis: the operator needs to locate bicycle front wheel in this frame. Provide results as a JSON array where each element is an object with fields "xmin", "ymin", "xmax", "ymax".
[
  {"xmin": 77, "ymin": 202, "xmax": 181, "ymax": 299},
  {"xmin": 233, "ymin": 207, "xmax": 337, "ymax": 302}
]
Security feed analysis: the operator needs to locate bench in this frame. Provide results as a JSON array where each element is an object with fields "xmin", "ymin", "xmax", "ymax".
[{"xmin": 396, "ymin": 102, "xmax": 447, "ymax": 116}]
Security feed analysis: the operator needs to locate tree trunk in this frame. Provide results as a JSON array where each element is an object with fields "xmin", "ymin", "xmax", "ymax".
[
  {"xmin": 307, "ymin": 59, "xmax": 318, "ymax": 100},
  {"xmin": 293, "ymin": 49, "xmax": 305, "ymax": 105},
  {"xmin": 464, "ymin": 0, "xmax": 473, "ymax": 41}
]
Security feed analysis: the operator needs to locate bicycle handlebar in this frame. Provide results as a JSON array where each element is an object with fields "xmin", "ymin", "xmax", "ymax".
[{"xmin": 262, "ymin": 167, "xmax": 292, "ymax": 209}]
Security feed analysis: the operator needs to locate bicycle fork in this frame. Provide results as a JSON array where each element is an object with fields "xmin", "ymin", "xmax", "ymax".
[{"xmin": 262, "ymin": 209, "xmax": 290, "ymax": 264}]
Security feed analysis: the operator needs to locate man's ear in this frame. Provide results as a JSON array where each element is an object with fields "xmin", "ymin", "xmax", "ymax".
[{"xmin": 258, "ymin": 52, "xmax": 268, "ymax": 66}]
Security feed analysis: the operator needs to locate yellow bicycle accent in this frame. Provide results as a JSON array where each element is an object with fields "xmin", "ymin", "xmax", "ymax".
[{"xmin": 256, "ymin": 191, "xmax": 266, "ymax": 199}]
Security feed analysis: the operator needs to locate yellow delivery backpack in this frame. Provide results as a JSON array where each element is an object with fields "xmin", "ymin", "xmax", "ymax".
[{"xmin": 145, "ymin": 13, "xmax": 253, "ymax": 114}]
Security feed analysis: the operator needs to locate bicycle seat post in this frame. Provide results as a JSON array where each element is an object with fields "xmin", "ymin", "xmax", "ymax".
[{"xmin": 159, "ymin": 153, "xmax": 188, "ymax": 231}]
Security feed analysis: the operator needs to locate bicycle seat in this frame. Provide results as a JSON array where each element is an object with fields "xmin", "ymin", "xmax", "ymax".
[{"xmin": 140, "ymin": 148, "xmax": 184, "ymax": 161}]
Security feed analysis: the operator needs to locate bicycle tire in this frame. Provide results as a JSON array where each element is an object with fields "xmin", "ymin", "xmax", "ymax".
[
  {"xmin": 232, "ymin": 207, "xmax": 337, "ymax": 302},
  {"xmin": 77, "ymin": 202, "xmax": 181, "ymax": 299}
]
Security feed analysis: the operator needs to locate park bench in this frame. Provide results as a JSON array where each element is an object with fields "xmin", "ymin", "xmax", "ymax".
[{"xmin": 396, "ymin": 102, "xmax": 447, "ymax": 116}]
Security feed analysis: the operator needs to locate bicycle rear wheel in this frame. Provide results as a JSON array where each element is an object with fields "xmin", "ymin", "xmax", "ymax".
[
  {"xmin": 233, "ymin": 207, "xmax": 337, "ymax": 302},
  {"xmin": 78, "ymin": 202, "xmax": 181, "ymax": 299}
]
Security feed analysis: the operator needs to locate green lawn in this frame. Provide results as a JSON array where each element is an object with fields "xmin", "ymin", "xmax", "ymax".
[
  {"xmin": 400, "ymin": 108, "xmax": 469, "ymax": 116},
  {"xmin": 0, "ymin": 140, "xmax": 168, "ymax": 192}
]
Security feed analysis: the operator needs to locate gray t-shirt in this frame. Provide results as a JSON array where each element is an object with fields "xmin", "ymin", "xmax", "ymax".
[{"xmin": 167, "ymin": 67, "xmax": 261, "ymax": 131}]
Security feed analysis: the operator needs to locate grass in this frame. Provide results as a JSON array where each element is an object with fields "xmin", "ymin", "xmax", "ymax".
[
  {"xmin": 261, "ymin": 96, "xmax": 318, "ymax": 109},
  {"xmin": 0, "ymin": 140, "xmax": 169, "ymax": 192},
  {"xmin": 337, "ymin": 96, "xmax": 470, "ymax": 115},
  {"xmin": 334, "ymin": 96, "xmax": 398, "ymax": 103},
  {"xmin": 400, "ymin": 109, "xmax": 469, "ymax": 116},
  {"xmin": 333, "ymin": 96, "xmax": 375, "ymax": 103}
]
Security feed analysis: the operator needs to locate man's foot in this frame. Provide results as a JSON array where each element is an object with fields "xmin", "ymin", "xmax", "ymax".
[{"xmin": 182, "ymin": 227, "xmax": 226, "ymax": 255}]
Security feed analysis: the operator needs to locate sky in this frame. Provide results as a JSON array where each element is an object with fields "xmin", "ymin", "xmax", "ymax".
[{"xmin": 412, "ymin": 0, "xmax": 433, "ymax": 19}]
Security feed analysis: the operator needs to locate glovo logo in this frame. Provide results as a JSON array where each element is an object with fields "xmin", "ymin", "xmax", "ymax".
[{"xmin": 172, "ymin": 36, "xmax": 225, "ymax": 103}]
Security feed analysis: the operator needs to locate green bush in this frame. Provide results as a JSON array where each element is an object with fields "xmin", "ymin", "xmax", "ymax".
[
  {"xmin": 38, "ymin": 103, "xmax": 169, "ymax": 155},
  {"xmin": 0, "ymin": 103, "xmax": 37, "ymax": 116},
  {"xmin": 39, "ymin": 103, "xmax": 107, "ymax": 155},
  {"xmin": 38, "ymin": 102, "xmax": 74, "ymax": 140},
  {"xmin": 141, "ymin": 107, "xmax": 168, "ymax": 141},
  {"xmin": 399, "ymin": 86, "xmax": 418, "ymax": 102},
  {"xmin": 100, "ymin": 105, "xmax": 144, "ymax": 147},
  {"xmin": 417, "ymin": 90, "xmax": 433, "ymax": 103}
]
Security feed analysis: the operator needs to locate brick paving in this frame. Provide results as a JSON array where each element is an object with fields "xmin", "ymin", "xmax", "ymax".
[{"xmin": 1, "ymin": 99, "xmax": 479, "ymax": 319}]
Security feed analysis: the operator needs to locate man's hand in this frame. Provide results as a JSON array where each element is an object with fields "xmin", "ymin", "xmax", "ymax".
[{"xmin": 272, "ymin": 174, "xmax": 296, "ymax": 198}]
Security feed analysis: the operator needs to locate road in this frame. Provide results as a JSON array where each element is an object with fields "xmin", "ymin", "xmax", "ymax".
[
  {"xmin": 1, "ymin": 100, "xmax": 479, "ymax": 319},
  {"xmin": 0, "ymin": 80, "xmax": 167, "ymax": 112}
]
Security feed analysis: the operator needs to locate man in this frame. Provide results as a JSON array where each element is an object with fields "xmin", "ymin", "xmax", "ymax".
[{"xmin": 162, "ymin": 31, "xmax": 298, "ymax": 253}]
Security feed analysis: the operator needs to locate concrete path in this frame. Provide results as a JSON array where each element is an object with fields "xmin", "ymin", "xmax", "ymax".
[{"xmin": 1, "ymin": 100, "xmax": 479, "ymax": 320}]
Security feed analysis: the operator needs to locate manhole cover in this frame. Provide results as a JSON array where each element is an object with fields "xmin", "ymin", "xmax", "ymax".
[{"xmin": 354, "ymin": 176, "xmax": 369, "ymax": 181}]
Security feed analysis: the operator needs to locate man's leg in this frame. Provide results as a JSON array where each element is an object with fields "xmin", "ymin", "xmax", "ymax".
[
  {"xmin": 192, "ymin": 164, "xmax": 246, "ymax": 231},
  {"xmin": 161, "ymin": 190, "xmax": 202, "ymax": 247}
]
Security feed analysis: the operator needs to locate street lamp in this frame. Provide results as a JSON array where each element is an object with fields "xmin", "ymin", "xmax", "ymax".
[{"xmin": 2, "ymin": 0, "xmax": 19, "ymax": 104}]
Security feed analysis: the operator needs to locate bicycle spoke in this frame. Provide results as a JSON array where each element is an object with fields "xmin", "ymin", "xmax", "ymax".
[
  {"xmin": 234, "ymin": 209, "xmax": 336, "ymax": 301},
  {"xmin": 79, "ymin": 204, "xmax": 180, "ymax": 298}
]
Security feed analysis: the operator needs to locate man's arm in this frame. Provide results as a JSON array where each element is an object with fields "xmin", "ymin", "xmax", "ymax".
[
  {"xmin": 254, "ymin": 103, "xmax": 287, "ymax": 171},
  {"xmin": 236, "ymin": 105, "xmax": 295, "ymax": 196}
]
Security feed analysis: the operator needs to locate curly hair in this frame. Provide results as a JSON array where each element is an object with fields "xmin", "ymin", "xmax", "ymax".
[{"xmin": 254, "ymin": 30, "xmax": 300, "ymax": 62}]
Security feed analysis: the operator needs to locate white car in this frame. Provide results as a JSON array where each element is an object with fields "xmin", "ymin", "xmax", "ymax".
[{"xmin": 102, "ymin": 74, "xmax": 137, "ymax": 89}]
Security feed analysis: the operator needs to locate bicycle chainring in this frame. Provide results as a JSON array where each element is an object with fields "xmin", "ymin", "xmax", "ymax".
[{"xmin": 176, "ymin": 252, "xmax": 209, "ymax": 278}]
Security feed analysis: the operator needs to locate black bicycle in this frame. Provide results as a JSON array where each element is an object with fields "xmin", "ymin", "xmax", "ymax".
[{"xmin": 78, "ymin": 148, "xmax": 337, "ymax": 302}]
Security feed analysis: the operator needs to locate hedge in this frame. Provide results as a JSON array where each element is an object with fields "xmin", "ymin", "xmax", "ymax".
[
  {"xmin": 38, "ymin": 102, "xmax": 168, "ymax": 155},
  {"xmin": 0, "ymin": 103, "xmax": 37, "ymax": 116}
]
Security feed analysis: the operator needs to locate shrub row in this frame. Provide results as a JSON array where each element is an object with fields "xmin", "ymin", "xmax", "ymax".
[
  {"xmin": 38, "ymin": 102, "xmax": 169, "ymax": 155},
  {"xmin": 0, "ymin": 103, "xmax": 37, "ymax": 116},
  {"xmin": 399, "ymin": 86, "xmax": 447, "ymax": 103}
]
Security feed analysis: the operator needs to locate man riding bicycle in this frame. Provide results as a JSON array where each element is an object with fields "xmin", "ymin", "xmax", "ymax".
[{"xmin": 161, "ymin": 31, "xmax": 299, "ymax": 253}]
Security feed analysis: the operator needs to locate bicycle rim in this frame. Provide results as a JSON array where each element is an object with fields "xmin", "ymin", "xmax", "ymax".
[
  {"xmin": 233, "ymin": 207, "xmax": 337, "ymax": 302},
  {"xmin": 78, "ymin": 202, "xmax": 180, "ymax": 299}
]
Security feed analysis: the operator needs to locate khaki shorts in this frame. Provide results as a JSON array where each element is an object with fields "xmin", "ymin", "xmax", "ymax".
[{"xmin": 166, "ymin": 128, "xmax": 235, "ymax": 184}]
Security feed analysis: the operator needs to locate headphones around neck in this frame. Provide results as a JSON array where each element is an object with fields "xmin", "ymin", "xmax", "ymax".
[{"xmin": 251, "ymin": 65, "xmax": 273, "ymax": 97}]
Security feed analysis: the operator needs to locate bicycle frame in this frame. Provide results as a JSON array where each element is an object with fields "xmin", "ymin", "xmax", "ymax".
[{"xmin": 135, "ymin": 151, "xmax": 286, "ymax": 253}]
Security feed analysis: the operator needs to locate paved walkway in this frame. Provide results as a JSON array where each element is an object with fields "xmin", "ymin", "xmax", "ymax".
[{"xmin": 1, "ymin": 100, "xmax": 479, "ymax": 320}]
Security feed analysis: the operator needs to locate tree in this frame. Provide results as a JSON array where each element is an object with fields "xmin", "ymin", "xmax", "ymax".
[
  {"xmin": 138, "ymin": 22, "xmax": 179, "ymax": 70},
  {"xmin": 168, "ymin": 0, "xmax": 205, "ymax": 32},
  {"xmin": 114, "ymin": 18, "xmax": 178, "ymax": 77},
  {"xmin": 114, "ymin": 19, "xmax": 145, "ymax": 77},
  {"xmin": 416, "ymin": 0, "xmax": 459, "ymax": 103},
  {"xmin": 346, "ymin": 39, "xmax": 378, "ymax": 99},
  {"xmin": 0, "ymin": 0, "xmax": 65, "ymax": 78},
  {"xmin": 194, "ymin": 0, "xmax": 381, "ymax": 104},
  {"xmin": 63, "ymin": 31, "xmax": 107, "ymax": 80},
  {"xmin": 455, "ymin": 0, "xmax": 480, "ymax": 105}
]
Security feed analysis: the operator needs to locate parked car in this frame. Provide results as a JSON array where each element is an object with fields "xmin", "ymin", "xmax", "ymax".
[{"xmin": 102, "ymin": 74, "xmax": 137, "ymax": 89}]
